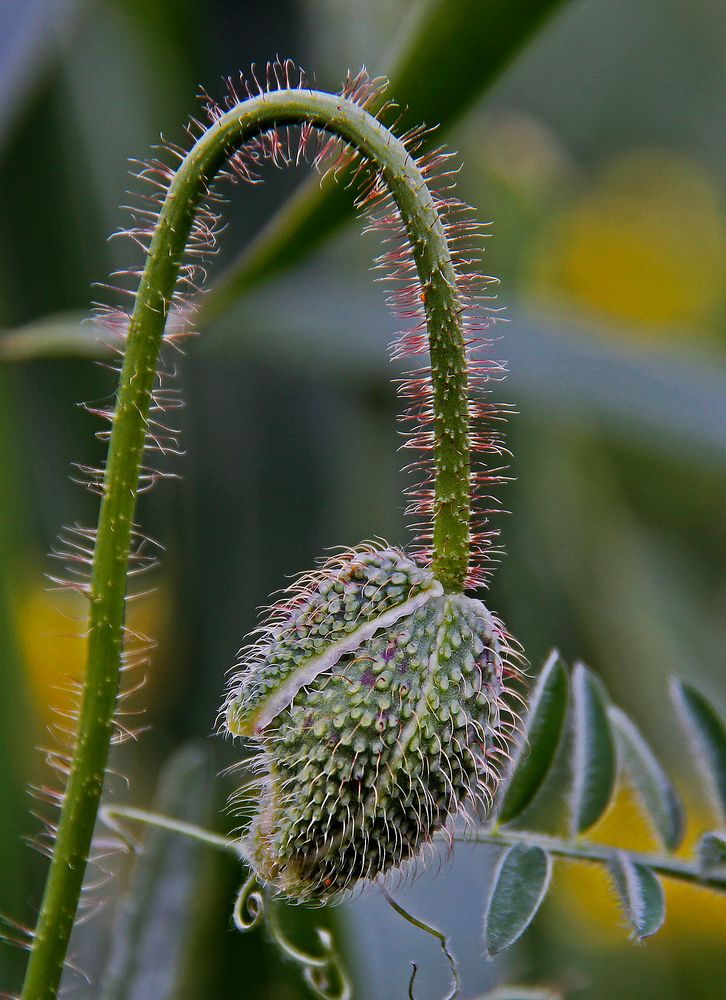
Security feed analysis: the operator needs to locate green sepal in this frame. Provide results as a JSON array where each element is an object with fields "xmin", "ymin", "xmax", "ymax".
[
  {"xmin": 224, "ymin": 547, "xmax": 442, "ymax": 736},
  {"xmin": 243, "ymin": 593, "xmax": 514, "ymax": 900}
]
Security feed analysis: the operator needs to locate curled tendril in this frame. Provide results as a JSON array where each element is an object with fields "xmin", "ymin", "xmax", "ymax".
[
  {"xmin": 382, "ymin": 889, "xmax": 461, "ymax": 1000},
  {"xmin": 233, "ymin": 872, "xmax": 265, "ymax": 932},
  {"xmin": 231, "ymin": 875, "xmax": 350, "ymax": 999},
  {"xmin": 267, "ymin": 902, "xmax": 352, "ymax": 1000}
]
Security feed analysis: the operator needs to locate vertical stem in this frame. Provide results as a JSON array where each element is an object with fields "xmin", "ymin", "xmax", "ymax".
[{"xmin": 21, "ymin": 88, "xmax": 471, "ymax": 999}]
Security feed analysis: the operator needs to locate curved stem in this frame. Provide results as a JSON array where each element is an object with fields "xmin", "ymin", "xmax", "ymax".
[
  {"xmin": 266, "ymin": 902, "xmax": 352, "ymax": 1000},
  {"xmin": 101, "ymin": 809, "xmax": 350, "ymax": 998},
  {"xmin": 233, "ymin": 873, "xmax": 266, "ymax": 932},
  {"xmin": 22, "ymin": 89, "xmax": 471, "ymax": 999}
]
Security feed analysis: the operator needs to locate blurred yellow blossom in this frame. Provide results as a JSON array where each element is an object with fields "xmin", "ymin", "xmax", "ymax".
[
  {"xmin": 15, "ymin": 575, "xmax": 172, "ymax": 725},
  {"xmin": 530, "ymin": 149, "xmax": 726, "ymax": 334}
]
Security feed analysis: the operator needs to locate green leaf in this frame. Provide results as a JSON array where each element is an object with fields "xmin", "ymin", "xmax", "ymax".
[
  {"xmin": 609, "ymin": 852, "xmax": 666, "ymax": 941},
  {"xmin": 484, "ymin": 843, "xmax": 552, "ymax": 956},
  {"xmin": 608, "ymin": 705, "xmax": 684, "ymax": 851},
  {"xmin": 498, "ymin": 650, "xmax": 568, "ymax": 823},
  {"xmin": 672, "ymin": 680, "xmax": 726, "ymax": 822},
  {"xmin": 199, "ymin": 0, "xmax": 570, "ymax": 321},
  {"xmin": 99, "ymin": 744, "xmax": 215, "ymax": 1000},
  {"xmin": 697, "ymin": 831, "xmax": 726, "ymax": 874},
  {"xmin": 570, "ymin": 663, "xmax": 616, "ymax": 836}
]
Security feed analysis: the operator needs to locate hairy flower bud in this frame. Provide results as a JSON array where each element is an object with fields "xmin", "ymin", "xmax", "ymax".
[{"xmin": 223, "ymin": 546, "xmax": 515, "ymax": 901}]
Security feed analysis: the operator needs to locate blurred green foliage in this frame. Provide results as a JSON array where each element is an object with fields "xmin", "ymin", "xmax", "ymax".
[{"xmin": 0, "ymin": 1, "xmax": 724, "ymax": 997}]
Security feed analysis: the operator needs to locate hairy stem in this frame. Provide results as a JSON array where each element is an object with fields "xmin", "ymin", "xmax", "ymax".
[{"xmin": 22, "ymin": 89, "xmax": 470, "ymax": 999}]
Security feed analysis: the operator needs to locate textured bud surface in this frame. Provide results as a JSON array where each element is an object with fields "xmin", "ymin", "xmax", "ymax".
[
  {"xmin": 225, "ymin": 547, "xmax": 442, "ymax": 736},
  {"xmin": 238, "ymin": 591, "xmax": 513, "ymax": 901}
]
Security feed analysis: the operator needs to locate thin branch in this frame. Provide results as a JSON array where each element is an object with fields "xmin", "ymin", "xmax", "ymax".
[{"xmin": 452, "ymin": 828, "xmax": 726, "ymax": 892}]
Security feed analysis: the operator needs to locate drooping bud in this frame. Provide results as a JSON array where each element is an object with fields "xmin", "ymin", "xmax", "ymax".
[{"xmin": 223, "ymin": 548, "xmax": 515, "ymax": 902}]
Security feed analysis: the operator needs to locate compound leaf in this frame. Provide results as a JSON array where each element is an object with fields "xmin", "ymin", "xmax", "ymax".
[
  {"xmin": 697, "ymin": 831, "xmax": 726, "ymax": 874},
  {"xmin": 672, "ymin": 679, "xmax": 726, "ymax": 822}
]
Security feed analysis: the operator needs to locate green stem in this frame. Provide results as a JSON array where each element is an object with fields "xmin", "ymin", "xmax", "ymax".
[{"xmin": 22, "ymin": 88, "xmax": 470, "ymax": 1000}]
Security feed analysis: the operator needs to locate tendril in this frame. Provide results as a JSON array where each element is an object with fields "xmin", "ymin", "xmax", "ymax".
[
  {"xmin": 266, "ymin": 901, "xmax": 352, "ymax": 1000},
  {"xmin": 233, "ymin": 873, "xmax": 265, "ymax": 932},
  {"xmin": 383, "ymin": 889, "xmax": 461, "ymax": 1000}
]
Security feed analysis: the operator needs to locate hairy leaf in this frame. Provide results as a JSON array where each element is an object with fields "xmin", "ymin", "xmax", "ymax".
[
  {"xmin": 199, "ymin": 0, "xmax": 570, "ymax": 320},
  {"xmin": 484, "ymin": 843, "xmax": 552, "ymax": 956},
  {"xmin": 609, "ymin": 705, "xmax": 684, "ymax": 850},
  {"xmin": 570, "ymin": 663, "xmax": 616, "ymax": 835},
  {"xmin": 498, "ymin": 650, "xmax": 568, "ymax": 823},
  {"xmin": 672, "ymin": 679, "xmax": 726, "ymax": 822},
  {"xmin": 609, "ymin": 852, "xmax": 666, "ymax": 941},
  {"xmin": 99, "ymin": 744, "xmax": 215, "ymax": 1000},
  {"xmin": 697, "ymin": 831, "xmax": 726, "ymax": 874}
]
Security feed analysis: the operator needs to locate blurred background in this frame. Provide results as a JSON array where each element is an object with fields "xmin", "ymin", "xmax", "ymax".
[{"xmin": 0, "ymin": 1, "xmax": 725, "ymax": 997}]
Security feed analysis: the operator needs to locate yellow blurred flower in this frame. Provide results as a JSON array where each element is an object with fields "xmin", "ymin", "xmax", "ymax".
[
  {"xmin": 530, "ymin": 149, "xmax": 726, "ymax": 334},
  {"xmin": 15, "ymin": 574, "xmax": 172, "ymax": 725}
]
